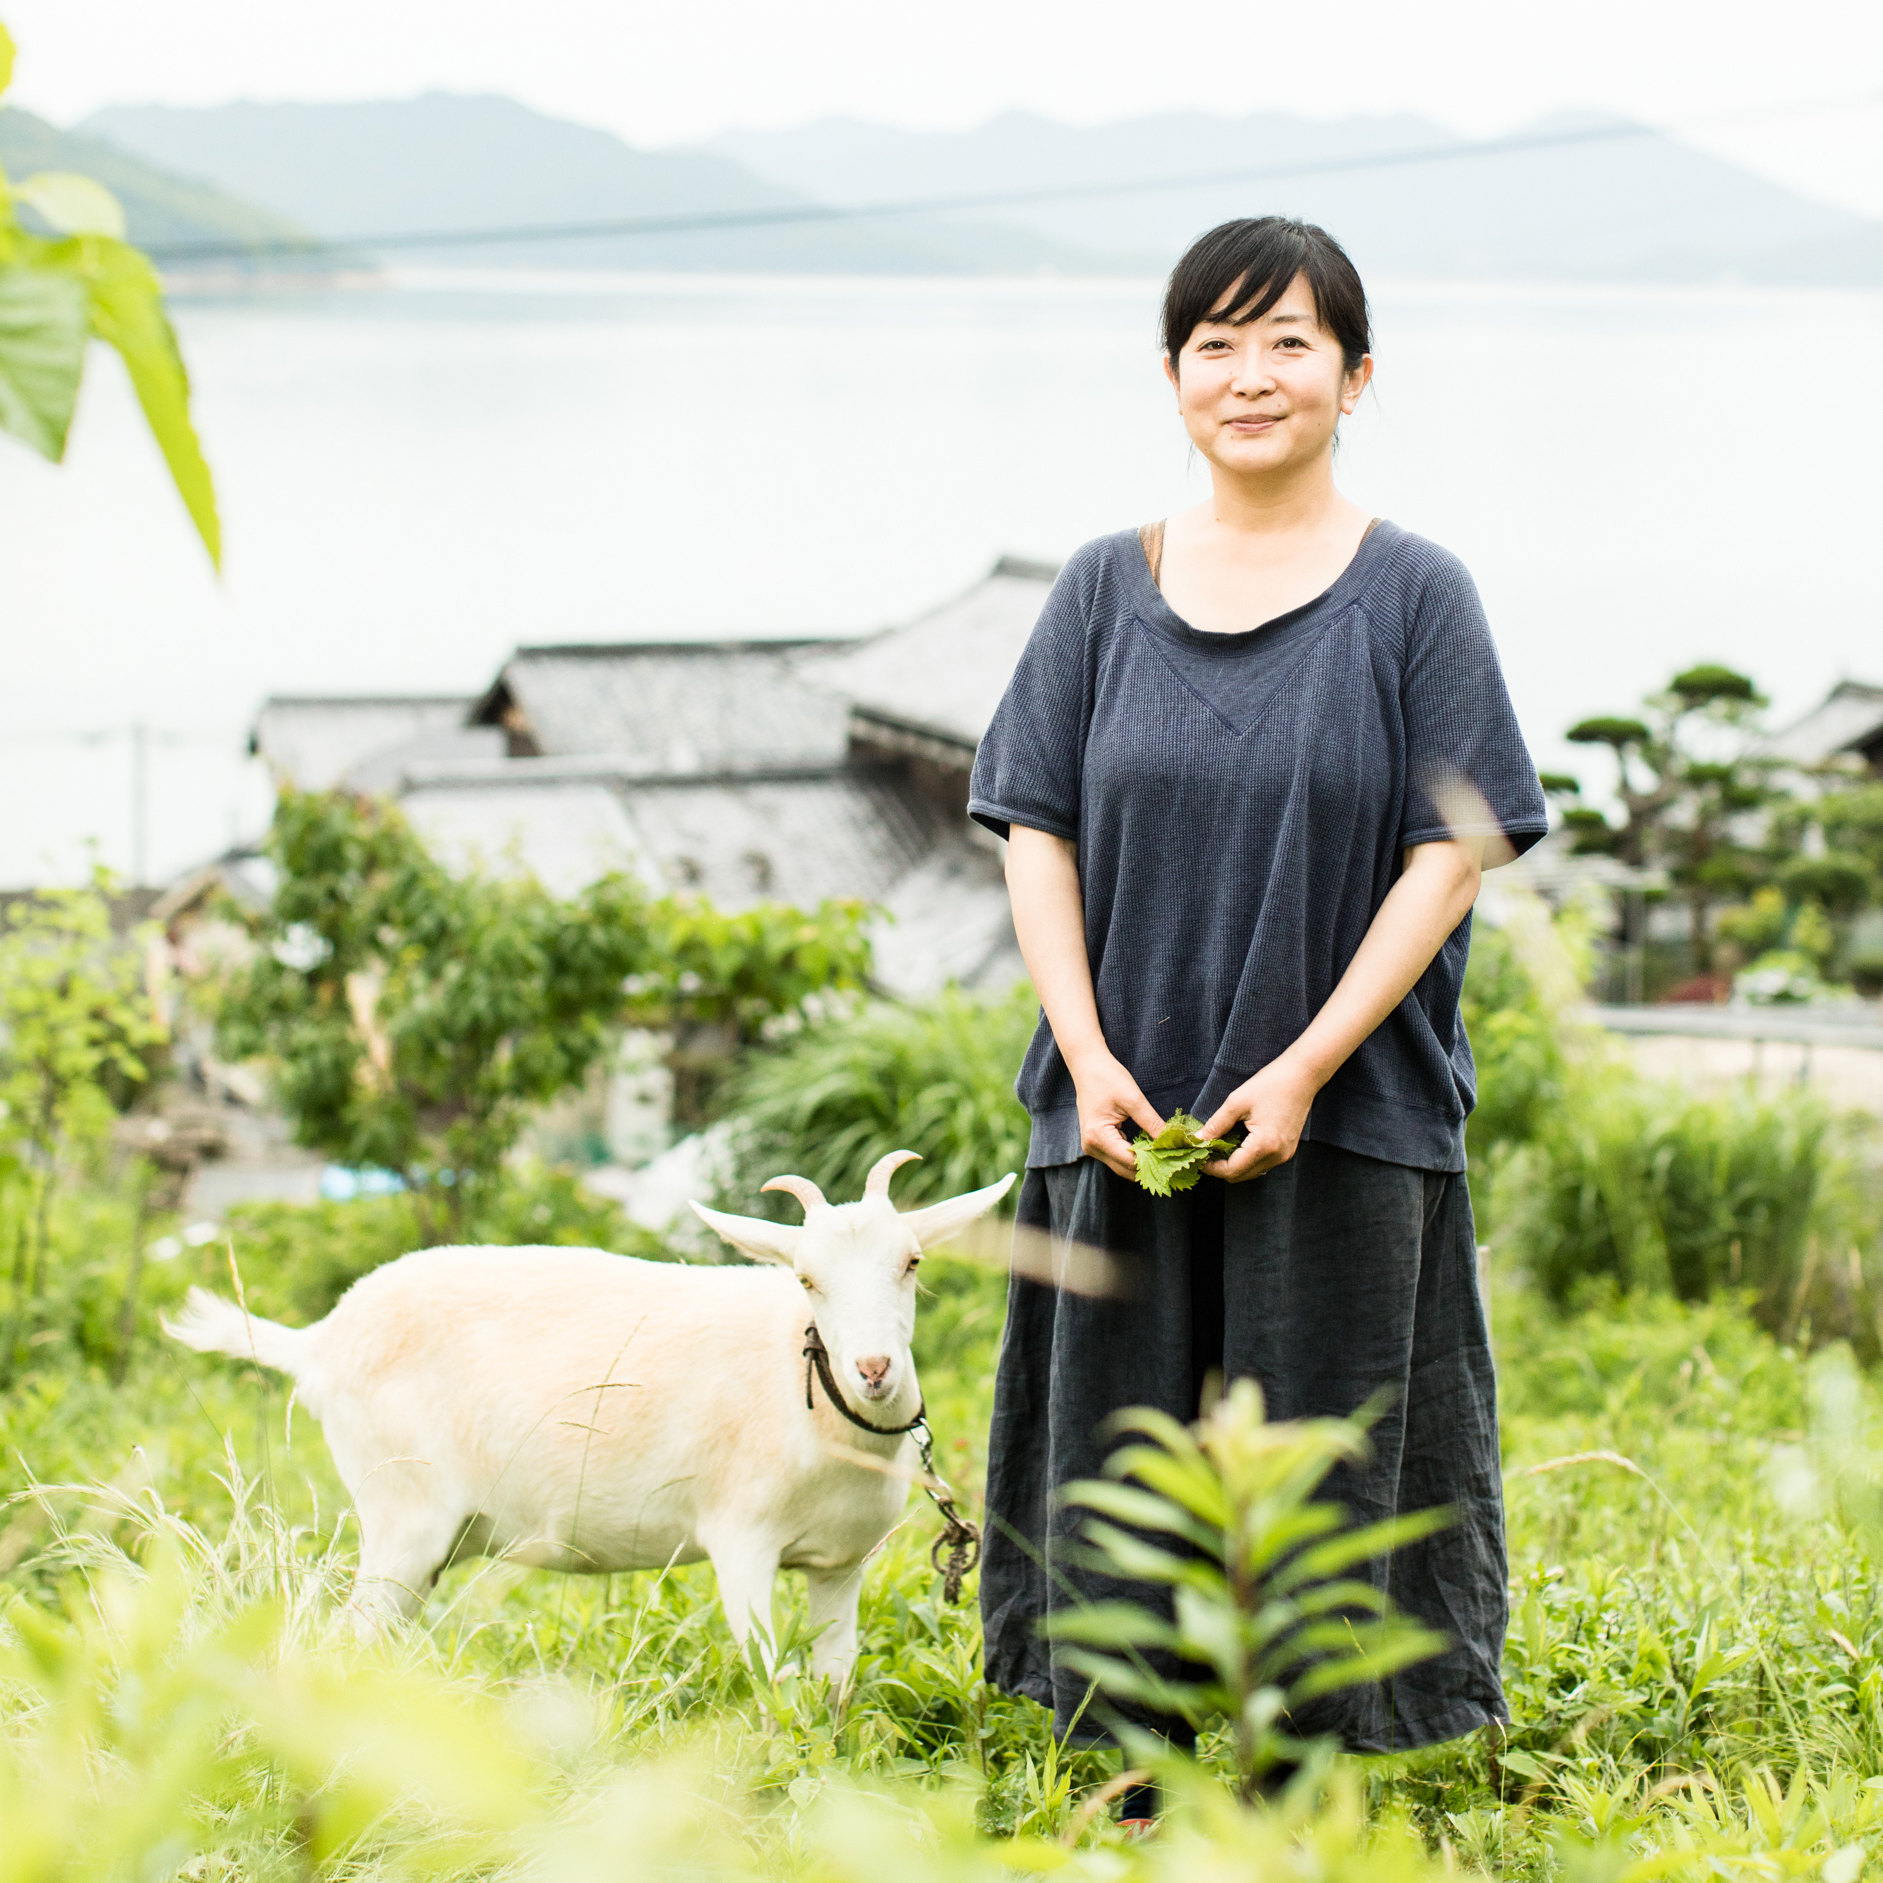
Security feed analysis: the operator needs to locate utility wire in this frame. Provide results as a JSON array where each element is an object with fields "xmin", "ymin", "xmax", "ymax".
[{"xmin": 143, "ymin": 89, "xmax": 1881, "ymax": 264}]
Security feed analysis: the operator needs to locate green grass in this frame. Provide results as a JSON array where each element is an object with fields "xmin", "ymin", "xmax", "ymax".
[{"xmin": 10, "ymin": 1175, "xmax": 1883, "ymax": 1876}]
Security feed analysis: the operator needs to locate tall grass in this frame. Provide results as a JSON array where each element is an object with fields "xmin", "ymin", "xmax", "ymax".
[
  {"xmin": 9, "ymin": 916, "xmax": 1883, "ymax": 1873},
  {"xmin": 1467, "ymin": 892, "xmax": 1882, "ymax": 1347},
  {"xmin": 15, "ymin": 1273, "xmax": 1883, "ymax": 1876},
  {"xmin": 716, "ymin": 983, "xmax": 1036, "ymax": 1211}
]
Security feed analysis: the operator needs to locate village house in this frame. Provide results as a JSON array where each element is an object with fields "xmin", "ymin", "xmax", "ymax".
[
  {"xmin": 243, "ymin": 557, "xmax": 1060, "ymax": 1007},
  {"xmin": 1762, "ymin": 679, "xmax": 1883, "ymax": 778}
]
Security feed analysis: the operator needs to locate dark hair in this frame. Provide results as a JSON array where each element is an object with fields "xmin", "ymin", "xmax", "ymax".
[{"xmin": 1161, "ymin": 218, "xmax": 1372, "ymax": 374}]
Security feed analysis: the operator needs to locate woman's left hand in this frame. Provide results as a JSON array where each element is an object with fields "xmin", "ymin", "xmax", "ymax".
[{"xmin": 1197, "ymin": 1055, "xmax": 1322, "ymax": 1183}]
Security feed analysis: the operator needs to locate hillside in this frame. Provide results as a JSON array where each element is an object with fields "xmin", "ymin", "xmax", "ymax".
[
  {"xmin": 708, "ymin": 108, "xmax": 1883, "ymax": 286},
  {"xmin": 79, "ymin": 94, "xmax": 1105, "ymax": 275},
  {"xmin": 0, "ymin": 105, "xmax": 319, "ymax": 258}
]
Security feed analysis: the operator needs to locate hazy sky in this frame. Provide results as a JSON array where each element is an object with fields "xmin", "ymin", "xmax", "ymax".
[{"xmin": 6, "ymin": 0, "xmax": 1882, "ymax": 215}]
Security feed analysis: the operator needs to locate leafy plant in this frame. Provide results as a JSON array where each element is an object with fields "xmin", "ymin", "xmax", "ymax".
[
  {"xmin": 720, "ymin": 982, "xmax": 1034, "ymax": 1213},
  {"xmin": 1506, "ymin": 1074, "xmax": 1880, "ymax": 1349},
  {"xmin": 0, "ymin": 875, "xmax": 165, "ymax": 1375},
  {"xmin": 1128, "ymin": 1111, "xmax": 1233, "ymax": 1197},
  {"xmin": 214, "ymin": 789, "xmax": 872, "ymax": 1241},
  {"xmin": 1044, "ymin": 1379, "xmax": 1448, "ymax": 1799},
  {"xmin": 0, "ymin": 20, "xmax": 218, "ymax": 564},
  {"xmin": 1556, "ymin": 663, "xmax": 1777, "ymax": 968}
]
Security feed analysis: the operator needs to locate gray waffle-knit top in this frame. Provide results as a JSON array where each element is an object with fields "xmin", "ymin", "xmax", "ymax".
[{"xmin": 967, "ymin": 521, "xmax": 1548, "ymax": 1173}]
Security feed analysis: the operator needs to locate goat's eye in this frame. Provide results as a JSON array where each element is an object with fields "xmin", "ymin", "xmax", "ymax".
[
  {"xmin": 799, "ymin": 1274, "xmax": 815, "ymax": 1292},
  {"xmin": 905, "ymin": 1256, "xmax": 922, "ymax": 1275}
]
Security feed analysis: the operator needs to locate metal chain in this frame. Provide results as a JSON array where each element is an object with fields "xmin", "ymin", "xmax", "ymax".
[
  {"xmin": 802, "ymin": 1323, "xmax": 980, "ymax": 1603},
  {"xmin": 911, "ymin": 1418, "xmax": 982, "ymax": 1605}
]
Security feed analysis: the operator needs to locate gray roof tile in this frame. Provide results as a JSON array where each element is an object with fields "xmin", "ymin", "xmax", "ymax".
[
  {"xmin": 798, "ymin": 561, "xmax": 1058, "ymax": 750},
  {"xmin": 482, "ymin": 642, "xmax": 852, "ymax": 772}
]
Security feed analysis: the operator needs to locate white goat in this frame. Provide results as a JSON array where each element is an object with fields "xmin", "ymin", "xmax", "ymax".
[{"xmin": 162, "ymin": 1152, "xmax": 1012, "ymax": 1683}]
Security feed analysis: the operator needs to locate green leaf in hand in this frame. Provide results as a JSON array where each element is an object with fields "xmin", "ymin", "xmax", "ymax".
[{"xmin": 1130, "ymin": 1110, "xmax": 1234, "ymax": 1197}]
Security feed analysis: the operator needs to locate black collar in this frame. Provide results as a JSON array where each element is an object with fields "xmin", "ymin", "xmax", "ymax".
[{"xmin": 802, "ymin": 1323, "xmax": 926, "ymax": 1437}]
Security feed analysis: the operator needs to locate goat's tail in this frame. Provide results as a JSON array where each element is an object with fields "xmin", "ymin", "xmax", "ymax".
[{"xmin": 162, "ymin": 1287, "xmax": 310, "ymax": 1378}]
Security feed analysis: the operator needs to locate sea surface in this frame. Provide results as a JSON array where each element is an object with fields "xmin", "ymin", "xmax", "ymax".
[{"xmin": 2, "ymin": 268, "xmax": 1878, "ymax": 886}]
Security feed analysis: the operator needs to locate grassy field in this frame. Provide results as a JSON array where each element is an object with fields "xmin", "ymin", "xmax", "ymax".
[{"xmin": 7, "ymin": 1175, "xmax": 1883, "ymax": 1878}]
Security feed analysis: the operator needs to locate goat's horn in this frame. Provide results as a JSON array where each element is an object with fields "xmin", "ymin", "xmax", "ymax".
[
  {"xmin": 761, "ymin": 1174, "xmax": 828, "ymax": 1216},
  {"xmin": 864, "ymin": 1150, "xmax": 923, "ymax": 1198}
]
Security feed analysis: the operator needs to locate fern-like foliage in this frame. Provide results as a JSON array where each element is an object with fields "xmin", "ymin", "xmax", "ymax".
[
  {"xmin": 1046, "ymin": 1379, "xmax": 1449, "ymax": 1798},
  {"xmin": 716, "ymin": 983, "xmax": 1036, "ymax": 1213}
]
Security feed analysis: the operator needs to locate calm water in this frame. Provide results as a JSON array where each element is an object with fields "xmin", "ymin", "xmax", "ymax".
[{"xmin": 3, "ymin": 269, "xmax": 1878, "ymax": 885}]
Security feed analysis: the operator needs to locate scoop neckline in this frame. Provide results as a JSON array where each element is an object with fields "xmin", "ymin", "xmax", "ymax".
[{"xmin": 1127, "ymin": 516, "xmax": 1399, "ymax": 654}]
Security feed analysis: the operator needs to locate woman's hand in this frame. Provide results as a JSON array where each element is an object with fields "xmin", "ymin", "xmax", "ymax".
[
  {"xmin": 1070, "ymin": 1050, "xmax": 1167, "ymax": 1181},
  {"xmin": 1198, "ymin": 1054, "xmax": 1321, "ymax": 1183},
  {"xmin": 1003, "ymin": 827, "xmax": 1165, "ymax": 1181},
  {"xmin": 1196, "ymin": 841, "xmax": 1487, "ymax": 1185}
]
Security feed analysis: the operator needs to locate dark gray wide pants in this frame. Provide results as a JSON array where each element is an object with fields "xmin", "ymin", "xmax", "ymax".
[{"xmin": 979, "ymin": 1141, "xmax": 1508, "ymax": 1753}]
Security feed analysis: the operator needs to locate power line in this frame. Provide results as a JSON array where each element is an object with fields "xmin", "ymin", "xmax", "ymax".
[{"xmin": 142, "ymin": 89, "xmax": 1880, "ymax": 265}]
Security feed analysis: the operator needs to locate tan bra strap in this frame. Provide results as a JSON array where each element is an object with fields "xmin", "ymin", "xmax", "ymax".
[
  {"xmin": 1138, "ymin": 518, "xmax": 1166, "ymax": 586},
  {"xmin": 1141, "ymin": 515, "xmax": 1376, "ymax": 592}
]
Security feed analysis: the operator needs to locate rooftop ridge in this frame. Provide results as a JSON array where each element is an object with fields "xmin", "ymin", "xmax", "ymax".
[
  {"xmin": 504, "ymin": 637, "xmax": 854, "ymax": 660},
  {"xmin": 255, "ymin": 692, "xmax": 477, "ymax": 708}
]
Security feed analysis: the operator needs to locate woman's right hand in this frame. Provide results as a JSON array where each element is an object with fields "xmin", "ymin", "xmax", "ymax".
[{"xmin": 1070, "ymin": 1051, "xmax": 1167, "ymax": 1181}]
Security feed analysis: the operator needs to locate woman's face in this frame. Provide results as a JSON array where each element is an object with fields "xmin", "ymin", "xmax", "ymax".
[{"xmin": 1164, "ymin": 272, "xmax": 1371, "ymax": 481}]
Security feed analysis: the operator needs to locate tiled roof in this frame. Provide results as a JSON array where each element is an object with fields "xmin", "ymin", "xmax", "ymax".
[
  {"xmin": 619, "ymin": 768, "xmax": 932, "ymax": 910},
  {"xmin": 401, "ymin": 778, "xmax": 644, "ymax": 900},
  {"xmin": 868, "ymin": 840, "xmax": 1025, "ymax": 998},
  {"xmin": 1764, "ymin": 680, "xmax": 1883, "ymax": 767},
  {"xmin": 474, "ymin": 641, "xmax": 852, "ymax": 772},
  {"xmin": 398, "ymin": 765, "xmax": 933, "ymax": 914},
  {"xmin": 798, "ymin": 557, "xmax": 1058, "ymax": 751},
  {"xmin": 250, "ymin": 696, "xmax": 484, "ymax": 792}
]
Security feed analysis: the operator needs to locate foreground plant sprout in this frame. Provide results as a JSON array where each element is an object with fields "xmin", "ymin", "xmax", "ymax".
[{"xmin": 1047, "ymin": 1378, "xmax": 1449, "ymax": 1798}]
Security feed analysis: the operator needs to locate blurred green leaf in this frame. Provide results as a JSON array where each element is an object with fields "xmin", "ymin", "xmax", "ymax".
[
  {"xmin": 0, "ymin": 260, "xmax": 86, "ymax": 457},
  {"xmin": 13, "ymin": 171, "xmax": 126, "ymax": 238}
]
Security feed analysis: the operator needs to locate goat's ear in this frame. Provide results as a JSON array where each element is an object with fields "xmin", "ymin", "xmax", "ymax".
[
  {"xmin": 900, "ymin": 1173, "xmax": 1016, "ymax": 1252},
  {"xmin": 690, "ymin": 1202, "xmax": 802, "ymax": 1267}
]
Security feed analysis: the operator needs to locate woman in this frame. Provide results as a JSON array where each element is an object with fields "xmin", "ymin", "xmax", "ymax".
[{"xmin": 968, "ymin": 217, "xmax": 1547, "ymax": 1804}]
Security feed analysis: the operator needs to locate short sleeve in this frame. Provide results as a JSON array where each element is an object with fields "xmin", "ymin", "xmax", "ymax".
[
  {"xmin": 1397, "ymin": 553, "xmax": 1549, "ymax": 860},
  {"xmin": 967, "ymin": 554, "xmax": 1095, "ymax": 842}
]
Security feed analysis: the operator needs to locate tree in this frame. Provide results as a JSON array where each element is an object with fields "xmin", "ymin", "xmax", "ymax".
[
  {"xmin": 1751, "ymin": 781, "xmax": 1883, "ymax": 995},
  {"xmin": 0, "ymin": 19, "xmax": 218, "ymax": 564},
  {"xmin": 0, "ymin": 875, "xmax": 166, "ymax": 1372},
  {"xmin": 1555, "ymin": 664, "xmax": 1777, "ymax": 969},
  {"xmin": 214, "ymin": 790, "xmax": 873, "ymax": 1243}
]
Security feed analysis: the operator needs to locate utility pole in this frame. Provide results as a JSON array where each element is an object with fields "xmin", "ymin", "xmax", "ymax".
[{"xmin": 130, "ymin": 719, "xmax": 149, "ymax": 887}]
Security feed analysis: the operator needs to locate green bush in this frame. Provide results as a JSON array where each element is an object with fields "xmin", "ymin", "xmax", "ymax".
[
  {"xmin": 1461, "ymin": 919, "xmax": 1572, "ymax": 1161},
  {"xmin": 1465, "ymin": 897, "xmax": 1880, "ymax": 1346},
  {"xmin": 1503, "ymin": 1069, "xmax": 1878, "ymax": 1346},
  {"xmin": 716, "ymin": 983, "xmax": 1036, "ymax": 1213}
]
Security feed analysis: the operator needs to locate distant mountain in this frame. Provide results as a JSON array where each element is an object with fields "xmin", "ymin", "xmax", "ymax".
[
  {"xmin": 0, "ymin": 105, "xmax": 318, "ymax": 257},
  {"xmin": 79, "ymin": 94, "xmax": 1105, "ymax": 275},
  {"xmin": 707, "ymin": 108, "xmax": 1883, "ymax": 286}
]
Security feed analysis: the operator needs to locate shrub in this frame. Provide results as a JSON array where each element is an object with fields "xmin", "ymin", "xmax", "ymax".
[
  {"xmin": 215, "ymin": 789, "xmax": 873, "ymax": 1242},
  {"xmin": 716, "ymin": 983, "xmax": 1036, "ymax": 1213},
  {"xmin": 1046, "ymin": 1380, "xmax": 1446, "ymax": 1799},
  {"xmin": 1506, "ymin": 1080, "xmax": 1879, "ymax": 1346}
]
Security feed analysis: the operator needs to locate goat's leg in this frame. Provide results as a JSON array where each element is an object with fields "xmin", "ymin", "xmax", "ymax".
[
  {"xmin": 705, "ymin": 1534, "xmax": 782, "ymax": 1676},
  {"xmin": 346, "ymin": 1495, "xmax": 467, "ymax": 1636},
  {"xmin": 803, "ymin": 1563, "xmax": 866, "ymax": 1689}
]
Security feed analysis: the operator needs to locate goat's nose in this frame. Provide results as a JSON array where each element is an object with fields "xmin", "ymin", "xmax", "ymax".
[{"xmin": 856, "ymin": 1354, "xmax": 891, "ymax": 1387}]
